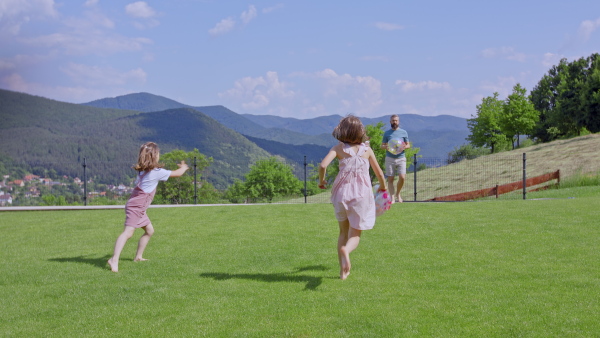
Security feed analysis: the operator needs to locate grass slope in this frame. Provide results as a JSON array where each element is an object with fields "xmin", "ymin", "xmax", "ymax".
[
  {"xmin": 1, "ymin": 195, "xmax": 599, "ymax": 336},
  {"xmin": 405, "ymin": 133, "xmax": 600, "ymax": 201}
]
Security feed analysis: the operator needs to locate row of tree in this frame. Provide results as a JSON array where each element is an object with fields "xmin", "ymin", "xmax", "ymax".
[
  {"xmin": 467, "ymin": 53, "xmax": 599, "ymax": 153},
  {"xmin": 530, "ymin": 53, "xmax": 600, "ymax": 141},
  {"xmin": 156, "ymin": 149, "xmax": 318, "ymax": 204}
]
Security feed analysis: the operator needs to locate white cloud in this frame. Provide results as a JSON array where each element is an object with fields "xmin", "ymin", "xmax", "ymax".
[
  {"xmin": 479, "ymin": 76, "xmax": 517, "ymax": 98},
  {"xmin": 395, "ymin": 80, "xmax": 451, "ymax": 92},
  {"xmin": 219, "ymin": 71, "xmax": 295, "ymax": 110},
  {"xmin": 221, "ymin": 69, "xmax": 382, "ymax": 117},
  {"xmin": 0, "ymin": 71, "xmax": 120, "ymax": 103},
  {"xmin": 1, "ymin": 73, "xmax": 29, "ymax": 92},
  {"xmin": 63, "ymin": 9, "xmax": 115, "ymax": 29},
  {"xmin": 61, "ymin": 63, "xmax": 146, "ymax": 86},
  {"xmin": 209, "ymin": 17, "xmax": 235, "ymax": 36},
  {"xmin": 578, "ymin": 17, "xmax": 600, "ymax": 42},
  {"xmin": 84, "ymin": 0, "xmax": 98, "ymax": 7},
  {"xmin": 262, "ymin": 4, "xmax": 283, "ymax": 14},
  {"xmin": 22, "ymin": 33, "xmax": 152, "ymax": 56},
  {"xmin": 0, "ymin": 59, "xmax": 15, "ymax": 71},
  {"xmin": 542, "ymin": 52, "xmax": 563, "ymax": 68},
  {"xmin": 481, "ymin": 46, "xmax": 526, "ymax": 62},
  {"xmin": 313, "ymin": 69, "xmax": 382, "ymax": 109},
  {"xmin": 125, "ymin": 1, "xmax": 159, "ymax": 29},
  {"xmin": 125, "ymin": 1, "xmax": 156, "ymax": 18},
  {"xmin": 241, "ymin": 5, "xmax": 257, "ymax": 24},
  {"xmin": 0, "ymin": 0, "xmax": 58, "ymax": 35},
  {"xmin": 374, "ymin": 22, "xmax": 404, "ymax": 31}
]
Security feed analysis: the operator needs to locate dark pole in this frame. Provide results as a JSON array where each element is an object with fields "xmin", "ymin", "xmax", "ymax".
[
  {"xmin": 304, "ymin": 156, "xmax": 307, "ymax": 204},
  {"xmin": 83, "ymin": 157, "xmax": 87, "ymax": 206},
  {"xmin": 523, "ymin": 153, "xmax": 526, "ymax": 200},
  {"xmin": 413, "ymin": 153, "xmax": 417, "ymax": 202},
  {"xmin": 194, "ymin": 157, "xmax": 198, "ymax": 205}
]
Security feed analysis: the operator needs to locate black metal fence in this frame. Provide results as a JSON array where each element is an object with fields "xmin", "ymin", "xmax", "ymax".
[{"xmin": 0, "ymin": 151, "xmax": 571, "ymax": 207}]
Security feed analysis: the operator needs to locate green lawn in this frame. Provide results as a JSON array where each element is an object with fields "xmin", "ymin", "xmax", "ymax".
[{"xmin": 1, "ymin": 195, "xmax": 599, "ymax": 336}]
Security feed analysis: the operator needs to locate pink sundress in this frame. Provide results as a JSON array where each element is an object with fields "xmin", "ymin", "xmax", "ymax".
[{"xmin": 330, "ymin": 143, "xmax": 376, "ymax": 230}]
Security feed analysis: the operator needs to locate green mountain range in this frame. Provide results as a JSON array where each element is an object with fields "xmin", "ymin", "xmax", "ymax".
[
  {"xmin": 1, "ymin": 89, "xmax": 470, "ymax": 189},
  {"xmin": 0, "ymin": 89, "xmax": 315, "ymax": 188},
  {"xmin": 84, "ymin": 92, "xmax": 470, "ymax": 159}
]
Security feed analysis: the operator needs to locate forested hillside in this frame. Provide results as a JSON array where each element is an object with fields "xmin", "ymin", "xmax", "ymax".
[
  {"xmin": 0, "ymin": 90, "xmax": 272, "ymax": 188},
  {"xmin": 83, "ymin": 92, "xmax": 470, "ymax": 157},
  {"xmin": 83, "ymin": 92, "xmax": 188, "ymax": 112}
]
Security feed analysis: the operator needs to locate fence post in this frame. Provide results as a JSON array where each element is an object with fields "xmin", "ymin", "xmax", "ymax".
[
  {"xmin": 523, "ymin": 153, "xmax": 526, "ymax": 200},
  {"xmin": 303, "ymin": 155, "xmax": 307, "ymax": 204},
  {"xmin": 413, "ymin": 153, "xmax": 417, "ymax": 202},
  {"xmin": 194, "ymin": 157, "xmax": 197, "ymax": 205},
  {"xmin": 83, "ymin": 157, "xmax": 87, "ymax": 206}
]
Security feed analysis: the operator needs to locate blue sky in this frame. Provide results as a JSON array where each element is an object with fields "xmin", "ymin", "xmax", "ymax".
[{"xmin": 1, "ymin": 0, "xmax": 599, "ymax": 119}]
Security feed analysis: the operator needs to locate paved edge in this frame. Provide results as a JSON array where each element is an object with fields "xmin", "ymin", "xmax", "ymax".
[{"xmin": 0, "ymin": 203, "xmax": 280, "ymax": 211}]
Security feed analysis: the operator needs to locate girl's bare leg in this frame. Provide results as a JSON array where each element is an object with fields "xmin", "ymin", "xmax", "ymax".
[
  {"xmin": 134, "ymin": 224, "xmax": 154, "ymax": 262},
  {"xmin": 337, "ymin": 220, "xmax": 350, "ymax": 279},
  {"xmin": 108, "ymin": 226, "xmax": 136, "ymax": 272},
  {"xmin": 342, "ymin": 227, "xmax": 362, "ymax": 279}
]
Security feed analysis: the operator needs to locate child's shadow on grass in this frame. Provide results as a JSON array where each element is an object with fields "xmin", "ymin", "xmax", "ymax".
[
  {"xmin": 48, "ymin": 255, "xmax": 114, "ymax": 269},
  {"xmin": 200, "ymin": 265, "xmax": 329, "ymax": 291}
]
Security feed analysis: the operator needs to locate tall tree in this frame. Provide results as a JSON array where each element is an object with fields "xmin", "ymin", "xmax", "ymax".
[
  {"xmin": 243, "ymin": 157, "xmax": 302, "ymax": 202},
  {"xmin": 365, "ymin": 122, "xmax": 385, "ymax": 182},
  {"xmin": 156, "ymin": 149, "xmax": 212, "ymax": 204},
  {"xmin": 556, "ymin": 57, "xmax": 588, "ymax": 136},
  {"xmin": 500, "ymin": 83, "xmax": 539, "ymax": 148},
  {"xmin": 467, "ymin": 92, "xmax": 507, "ymax": 153},
  {"xmin": 581, "ymin": 54, "xmax": 600, "ymax": 132}
]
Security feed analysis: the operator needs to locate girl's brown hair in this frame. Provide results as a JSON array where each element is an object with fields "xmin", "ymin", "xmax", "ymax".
[
  {"xmin": 133, "ymin": 142, "xmax": 163, "ymax": 172},
  {"xmin": 332, "ymin": 115, "xmax": 367, "ymax": 144}
]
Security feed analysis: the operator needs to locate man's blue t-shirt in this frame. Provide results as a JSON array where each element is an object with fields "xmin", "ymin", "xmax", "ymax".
[{"xmin": 382, "ymin": 128, "xmax": 409, "ymax": 158}]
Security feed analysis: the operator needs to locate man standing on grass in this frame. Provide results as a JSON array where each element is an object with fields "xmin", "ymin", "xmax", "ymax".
[{"xmin": 381, "ymin": 114, "xmax": 410, "ymax": 203}]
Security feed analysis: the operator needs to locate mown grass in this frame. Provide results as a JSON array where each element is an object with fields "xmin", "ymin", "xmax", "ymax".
[{"xmin": 1, "ymin": 195, "xmax": 599, "ymax": 336}]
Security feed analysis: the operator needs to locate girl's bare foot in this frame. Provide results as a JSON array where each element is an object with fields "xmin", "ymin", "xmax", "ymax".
[
  {"xmin": 134, "ymin": 258, "xmax": 148, "ymax": 262},
  {"xmin": 107, "ymin": 258, "xmax": 118, "ymax": 272},
  {"xmin": 340, "ymin": 247, "xmax": 351, "ymax": 280}
]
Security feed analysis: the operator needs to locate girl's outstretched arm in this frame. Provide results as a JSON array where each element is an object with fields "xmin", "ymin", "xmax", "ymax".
[
  {"xmin": 170, "ymin": 161, "xmax": 189, "ymax": 177},
  {"xmin": 318, "ymin": 147, "xmax": 338, "ymax": 189},
  {"xmin": 367, "ymin": 149, "xmax": 387, "ymax": 191}
]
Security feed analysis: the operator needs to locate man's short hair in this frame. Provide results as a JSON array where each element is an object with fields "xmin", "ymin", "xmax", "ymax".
[{"xmin": 390, "ymin": 114, "xmax": 399, "ymax": 119}]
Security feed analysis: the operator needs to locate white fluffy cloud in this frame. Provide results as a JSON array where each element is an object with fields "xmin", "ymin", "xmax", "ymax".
[
  {"xmin": 395, "ymin": 80, "xmax": 451, "ymax": 92},
  {"xmin": 542, "ymin": 52, "xmax": 563, "ymax": 68},
  {"xmin": 221, "ymin": 69, "xmax": 383, "ymax": 117},
  {"xmin": 241, "ymin": 5, "xmax": 257, "ymax": 24},
  {"xmin": 209, "ymin": 5, "xmax": 267, "ymax": 36},
  {"xmin": 219, "ymin": 71, "xmax": 294, "ymax": 110},
  {"xmin": 125, "ymin": 2, "xmax": 159, "ymax": 29},
  {"xmin": 125, "ymin": 1, "xmax": 156, "ymax": 18},
  {"xmin": 262, "ymin": 4, "xmax": 284, "ymax": 14},
  {"xmin": 578, "ymin": 17, "xmax": 600, "ymax": 42},
  {"xmin": 21, "ymin": 33, "xmax": 152, "ymax": 56},
  {"xmin": 209, "ymin": 17, "xmax": 236, "ymax": 36},
  {"xmin": 481, "ymin": 46, "xmax": 526, "ymax": 62},
  {"xmin": 0, "ymin": 0, "xmax": 57, "ymax": 35}
]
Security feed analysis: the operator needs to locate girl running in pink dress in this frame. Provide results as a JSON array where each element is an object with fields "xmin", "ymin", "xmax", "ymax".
[
  {"xmin": 318, "ymin": 115, "xmax": 387, "ymax": 280},
  {"xmin": 108, "ymin": 142, "xmax": 189, "ymax": 272}
]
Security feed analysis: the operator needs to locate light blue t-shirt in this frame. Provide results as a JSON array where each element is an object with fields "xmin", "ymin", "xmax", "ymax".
[{"xmin": 382, "ymin": 128, "xmax": 409, "ymax": 158}]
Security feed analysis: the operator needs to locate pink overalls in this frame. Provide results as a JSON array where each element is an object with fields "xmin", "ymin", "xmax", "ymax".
[{"xmin": 124, "ymin": 171, "xmax": 157, "ymax": 228}]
